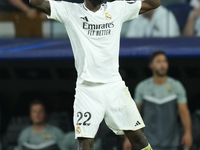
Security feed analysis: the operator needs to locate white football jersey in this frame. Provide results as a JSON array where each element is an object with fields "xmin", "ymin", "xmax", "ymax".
[{"xmin": 47, "ymin": 0, "xmax": 141, "ymax": 83}]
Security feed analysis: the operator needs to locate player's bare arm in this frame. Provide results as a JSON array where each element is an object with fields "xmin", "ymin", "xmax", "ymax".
[
  {"xmin": 140, "ymin": 0, "xmax": 161, "ymax": 14},
  {"xmin": 29, "ymin": 0, "xmax": 50, "ymax": 15}
]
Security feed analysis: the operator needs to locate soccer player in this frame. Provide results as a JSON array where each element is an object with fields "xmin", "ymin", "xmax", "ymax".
[{"xmin": 29, "ymin": 0, "xmax": 161, "ymax": 149}]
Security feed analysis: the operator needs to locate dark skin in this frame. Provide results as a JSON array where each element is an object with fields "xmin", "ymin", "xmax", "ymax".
[
  {"xmin": 29, "ymin": 0, "xmax": 161, "ymax": 15},
  {"xmin": 29, "ymin": 0, "xmax": 161, "ymax": 149}
]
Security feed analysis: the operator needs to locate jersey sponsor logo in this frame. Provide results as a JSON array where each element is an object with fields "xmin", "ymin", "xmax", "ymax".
[
  {"xmin": 76, "ymin": 126, "xmax": 81, "ymax": 134},
  {"xmin": 105, "ymin": 12, "xmax": 112, "ymax": 21},
  {"xmin": 83, "ymin": 22, "xmax": 114, "ymax": 36},
  {"xmin": 135, "ymin": 121, "xmax": 141, "ymax": 126},
  {"xmin": 83, "ymin": 22, "xmax": 114, "ymax": 30},
  {"xmin": 80, "ymin": 16, "xmax": 89, "ymax": 22}
]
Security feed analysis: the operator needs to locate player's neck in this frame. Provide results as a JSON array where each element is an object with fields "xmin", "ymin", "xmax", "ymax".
[
  {"xmin": 32, "ymin": 123, "xmax": 46, "ymax": 133},
  {"xmin": 84, "ymin": 0, "xmax": 101, "ymax": 12},
  {"xmin": 153, "ymin": 75, "xmax": 167, "ymax": 85}
]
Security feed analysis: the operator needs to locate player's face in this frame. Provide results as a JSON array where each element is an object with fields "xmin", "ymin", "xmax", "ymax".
[
  {"xmin": 150, "ymin": 54, "xmax": 168, "ymax": 77},
  {"xmin": 30, "ymin": 104, "xmax": 46, "ymax": 125},
  {"xmin": 88, "ymin": 0, "xmax": 104, "ymax": 6}
]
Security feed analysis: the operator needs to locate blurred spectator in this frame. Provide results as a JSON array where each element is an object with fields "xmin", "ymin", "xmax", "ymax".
[
  {"xmin": 190, "ymin": 0, "xmax": 200, "ymax": 8},
  {"xmin": 16, "ymin": 100, "xmax": 64, "ymax": 150},
  {"xmin": 8, "ymin": 0, "xmax": 46, "ymax": 20},
  {"xmin": 160, "ymin": 0, "xmax": 186, "ymax": 7},
  {"xmin": 61, "ymin": 131, "xmax": 102, "ymax": 150},
  {"xmin": 183, "ymin": 0, "xmax": 200, "ymax": 36},
  {"xmin": 123, "ymin": 51, "xmax": 192, "ymax": 150},
  {"xmin": 121, "ymin": 6, "xmax": 180, "ymax": 37}
]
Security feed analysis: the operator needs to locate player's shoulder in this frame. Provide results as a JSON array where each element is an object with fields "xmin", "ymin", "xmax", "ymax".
[
  {"xmin": 168, "ymin": 77, "xmax": 183, "ymax": 87},
  {"xmin": 106, "ymin": 0, "xmax": 126, "ymax": 7},
  {"xmin": 137, "ymin": 77, "xmax": 153, "ymax": 89},
  {"xmin": 57, "ymin": 1, "xmax": 82, "ymax": 9},
  {"xmin": 47, "ymin": 124, "xmax": 64, "ymax": 134},
  {"xmin": 19, "ymin": 126, "xmax": 32, "ymax": 136}
]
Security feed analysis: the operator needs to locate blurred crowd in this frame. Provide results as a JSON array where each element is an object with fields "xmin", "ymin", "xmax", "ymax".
[
  {"xmin": 0, "ymin": 0, "xmax": 200, "ymax": 37},
  {"xmin": 0, "ymin": 51, "xmax": 200, "ymax": 150}
]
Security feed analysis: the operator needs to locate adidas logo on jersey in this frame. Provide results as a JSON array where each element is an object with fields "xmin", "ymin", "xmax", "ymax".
[
  {"xmin": 81, "ymin": 16, "xmax": 89, "ymax": 22},
  {"xmin": 135, "ymin": 121, "xmax": 141, "ymax": 126}
]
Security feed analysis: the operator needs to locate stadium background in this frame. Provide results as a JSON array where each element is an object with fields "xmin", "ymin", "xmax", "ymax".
[{"xmin": 0, "ymin": 0, "xmax": 200, "ymax": 150}]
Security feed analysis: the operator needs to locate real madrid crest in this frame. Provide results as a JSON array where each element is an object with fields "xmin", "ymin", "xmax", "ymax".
[
  {"xmin": 105, "ymin": 13, "xmax": 112, "ymax": 21},
  {"xmin": 76, "ymin": 126, "xmax": 81, "ymax": 134}
]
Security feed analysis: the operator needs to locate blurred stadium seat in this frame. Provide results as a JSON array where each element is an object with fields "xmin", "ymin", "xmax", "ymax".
[
  {"xmin": 0, "ymin": 13, "xmax": 43, "ymax": 37},
  {"xmin": 0, "ymin": 22, "xmax": 15, "ymax": 38},
  {"xmin": 42, "ymin": 21, "xmax": 51, "ymax": 38},
  {"xmin": 48, "ymin": 112, "xmax": 72, "ymax": 133},
  {"xmin": 166, "ymin": 3, "xmax": 193, "ymax": 32},
  {"xmin": 2, "ymin": 116, "xmax": 30, "ymax": 150}
]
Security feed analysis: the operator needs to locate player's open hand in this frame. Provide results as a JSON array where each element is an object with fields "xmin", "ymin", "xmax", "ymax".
[
  {"xmin": 181, "ymin": 132, "xmax": 193, "ymax": 149},
  {"xmin": 123, "ymin": 137, "xmax": 132, "ymax": 150}
]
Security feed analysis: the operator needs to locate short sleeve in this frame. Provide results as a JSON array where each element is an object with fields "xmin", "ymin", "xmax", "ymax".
[
  {"xmin": 121, "ymin": 1, "xmax": 142, "ymax": 22},
  {"xmin": 176, "ymin": 81, "xmax": 187, "ymax": 103},
  {"xmin": 47, "ymin": 0, "xmax": 71, "ymax": 23},
  {"xmin": 134, "ymin": 82, "xmax": 144, "ymax": 104}
]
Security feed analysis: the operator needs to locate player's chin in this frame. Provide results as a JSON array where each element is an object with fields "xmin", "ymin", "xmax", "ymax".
[
  {"xmin": 88, "ymin": 0, "xmax": 104, "ymax": 6},
  {"xmin": 158, "ymin": 72, "xmax": 167, "ymax": 77},
  {"xmin": 156, "ymin": 70, "xmax": 167, "ymax": 77}
]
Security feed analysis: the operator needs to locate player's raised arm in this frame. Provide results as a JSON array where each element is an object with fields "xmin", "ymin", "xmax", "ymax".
[
  {"xmin": 139, "ymin": 0, "xmax": 161, "ymax": 14},
  {"xmin": 29, "ymin": 0, "xmax": 50, "ymax": 15}
]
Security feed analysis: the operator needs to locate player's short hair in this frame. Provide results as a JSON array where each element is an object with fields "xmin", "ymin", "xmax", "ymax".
[
  {"xmin": 149, "ymin": 50, "xmax": 167, "ymax": 64},
  {"xmin": 29, "ymin": 99, "xmax": 47, "ymax": 112}
]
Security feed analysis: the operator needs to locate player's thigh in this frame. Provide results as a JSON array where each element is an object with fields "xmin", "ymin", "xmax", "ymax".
[
  {"xmin": 105, "ymin": 83, "xmax": 145, "ymax": 134},
  {"xmin": 74, "ymin": 84, "xmax": 105, "ymax": 138}
]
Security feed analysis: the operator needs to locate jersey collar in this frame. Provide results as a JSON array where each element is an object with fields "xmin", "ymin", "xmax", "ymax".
[{"xmin": 82, "ymin": 2, "xmax": 103, "ymax": 14}]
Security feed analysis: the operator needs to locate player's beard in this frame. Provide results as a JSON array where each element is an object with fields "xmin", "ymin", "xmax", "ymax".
[
  {"xmin": 155, "ymin": 69, "xmax": 167, "ymax": 77},
  {"xmin": 88, "ymin": 0, "xmax": 104, "ymax": 7}
]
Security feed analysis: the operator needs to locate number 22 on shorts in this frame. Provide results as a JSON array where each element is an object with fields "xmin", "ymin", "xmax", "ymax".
[{"xmin": 76, "ymin": 112, "xmax": 92, "ymax": 126}]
